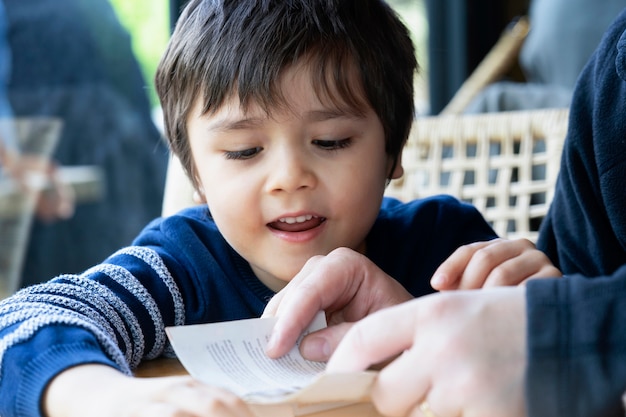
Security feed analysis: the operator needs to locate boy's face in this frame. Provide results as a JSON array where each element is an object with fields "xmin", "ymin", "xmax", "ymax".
[{"xmin": 187, "ymin": 65, "xmax": 402, "ymax": 291}]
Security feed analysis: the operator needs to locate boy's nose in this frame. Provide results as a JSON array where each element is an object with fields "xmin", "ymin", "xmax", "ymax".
[{"xmin": 265, "ymin": 149, "xmax": 316, "ymax": 193}]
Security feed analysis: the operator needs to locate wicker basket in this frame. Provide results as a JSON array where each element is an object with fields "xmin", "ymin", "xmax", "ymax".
[{"xmin": 385, "ymin": 108, "xmax": 569, "ymax": 242}]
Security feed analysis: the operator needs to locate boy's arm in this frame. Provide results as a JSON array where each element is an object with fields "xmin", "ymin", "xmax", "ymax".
[
  {"xmin": 0, "ymin": 245, "xmax": 186, "ymax": 416},
  {"xmin": 430, "ymin": 238, "xmax": 562, "ymax": 290},
  {"xmin": 44, "ymin": 364, "xmax": 254, "ymax": 417}
]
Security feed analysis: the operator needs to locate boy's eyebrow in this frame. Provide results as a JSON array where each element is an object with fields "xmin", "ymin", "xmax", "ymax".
[
  {"xmin": 304, "ymin": 109, "xmax": 363, "ymax": 122},
  {"xmin": 206, "ymin": 109, "xmax": 363, "ymax": 132},
  {"xmin": 205, "ymin": 117, "xmax": 265, "ymax": 132}
]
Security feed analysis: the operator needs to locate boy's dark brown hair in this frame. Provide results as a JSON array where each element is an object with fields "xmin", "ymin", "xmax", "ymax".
[{"xmin": 156, "ymin": 0, "xmax": 418, "ymax": 188}]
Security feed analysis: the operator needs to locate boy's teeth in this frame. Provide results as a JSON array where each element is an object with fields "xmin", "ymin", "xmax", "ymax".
[{"xmin": 279, "ymin": 215, "xmax": 314, "ymax": 224}]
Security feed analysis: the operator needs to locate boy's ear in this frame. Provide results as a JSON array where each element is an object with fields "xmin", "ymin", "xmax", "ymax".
[{"xmin": 193, "ymin": 187, "xmax": 207, "ymax": 204}]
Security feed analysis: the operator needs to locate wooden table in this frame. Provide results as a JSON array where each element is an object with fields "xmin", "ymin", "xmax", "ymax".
[{"xmin": 135, "ymin": 358, "xmax": 384, "ymax": 417}]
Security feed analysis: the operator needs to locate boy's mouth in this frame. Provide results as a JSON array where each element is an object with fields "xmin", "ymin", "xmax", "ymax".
[{"xmin": 268, "ymin": 215, "xmax": 326, "ymax": 232}]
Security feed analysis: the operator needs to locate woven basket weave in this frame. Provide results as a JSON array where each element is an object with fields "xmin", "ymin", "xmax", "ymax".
[{"xmin": 385, "ymin": 108, "xmax": 570, "ymax": 241}]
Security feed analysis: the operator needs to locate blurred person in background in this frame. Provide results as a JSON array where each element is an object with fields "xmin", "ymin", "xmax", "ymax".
[
  {"xmin": 0, "ymin": 1, "xmax": 10, "ymax": 121},
  {"xmin": 1, "ymin": 1, "xmax": 72, "ymax": 225},
  {"xmin": 3, "ymin": 0, "xmax": 168, "ymax": 286}
]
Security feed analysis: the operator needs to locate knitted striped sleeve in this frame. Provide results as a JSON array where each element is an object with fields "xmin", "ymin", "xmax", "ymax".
[{"xmin": 0, "ymin": 245, "xmax": 186, "ymax": 417}]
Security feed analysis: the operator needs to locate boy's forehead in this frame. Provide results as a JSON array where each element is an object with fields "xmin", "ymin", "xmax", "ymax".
[
  {"xmin": 192, "ymin": 93, "xmax": 366, "ymax": 130},
  {"xmin": 194, "ymin": 61, "xmax": 369, "ymax": 120}
]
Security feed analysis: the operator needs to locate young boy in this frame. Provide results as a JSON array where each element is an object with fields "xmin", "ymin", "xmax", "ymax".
[{"xmin": 0, "ymin": 1, "xmax": 558, "ymax": 416}]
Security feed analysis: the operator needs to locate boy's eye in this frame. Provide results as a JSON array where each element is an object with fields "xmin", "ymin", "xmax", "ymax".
[
  {"xmin": 312, "ymin": 138, "xmax": 353, "ymax": 150},
  {"xmin": 224, "ymin": 147, "xmax": 262, "ymax": 160}
]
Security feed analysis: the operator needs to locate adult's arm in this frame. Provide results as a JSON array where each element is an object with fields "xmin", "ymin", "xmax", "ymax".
[
  {"xmin": 525, "ymin": 265, "xmax": 626, "ymax": 417},
  {"xmin": 532, "ymin": 9, "xmax": 626, "ymax": 416},
  {"xmin": 536, "ymin": 6, "xmax": 626, "ymax": 278}
]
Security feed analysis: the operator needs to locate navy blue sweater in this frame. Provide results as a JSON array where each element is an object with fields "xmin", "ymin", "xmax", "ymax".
[
  {"xmin": 0, "ymin": 196, "xmax": 495, "ymax": 417},
  {"xmin": 531, "ymin": 7, "xmax": 626, "ymax": 417}
]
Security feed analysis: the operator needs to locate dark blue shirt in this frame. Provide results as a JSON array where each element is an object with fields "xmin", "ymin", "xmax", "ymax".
[{"xmin": 531, "ymin": 7, "xmax": 626, "ymax": 417}]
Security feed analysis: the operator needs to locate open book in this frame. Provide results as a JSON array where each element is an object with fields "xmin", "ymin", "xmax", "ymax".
[{"xmin": 165, "ymin": 313, "xmax": 378, "ymax": 416}]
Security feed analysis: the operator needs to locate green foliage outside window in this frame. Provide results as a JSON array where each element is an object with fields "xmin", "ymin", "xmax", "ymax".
[{"xmin": 109, "ymin": 0, "xmax": 170, "ymax": 108}]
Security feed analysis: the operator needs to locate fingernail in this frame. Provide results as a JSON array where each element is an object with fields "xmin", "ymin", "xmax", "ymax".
[
  {"xmin": 430, "ymin": 273, "xmax": 446, "ymax": 288},
  {"xmin": 301, "ymin": 336, "xmax": 330, "ymax": 362}
]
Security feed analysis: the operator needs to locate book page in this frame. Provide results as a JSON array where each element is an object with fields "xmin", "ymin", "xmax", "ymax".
[{"xmin": 165, "ymin": 312, "xmax": 376, "ymax": 407}]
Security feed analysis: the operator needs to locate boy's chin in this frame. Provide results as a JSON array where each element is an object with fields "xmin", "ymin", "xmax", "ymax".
[
  {"xmin": 253, "ymin": 267, "xmax": 296, "ymax": 292},
  {"xmin": 253, "ymin": 254, "xmax": 327, "ymax": 291}
]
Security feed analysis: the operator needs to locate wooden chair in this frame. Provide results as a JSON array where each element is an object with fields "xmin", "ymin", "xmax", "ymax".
[
  {"xmin": 384, "ymin": 108, "xmax": 569, "ymax": 242},
  {"xmin": 422, "ymin": 17, "xmax": 570, "ymax": 241},
  {"xmin": 161, "ymin": 153, "xmax": 197, "ymax": 217},
  {"xmin": 440, "ymin": 16, "xmax": 530, "ymax": 116}
]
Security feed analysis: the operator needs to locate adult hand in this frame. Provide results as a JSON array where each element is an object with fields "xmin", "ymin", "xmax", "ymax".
[
  {"xmin": 44, "ymin": 364, "xmax": 255, "ymax": 417},
  {"xmin": 263, "ymin": 247, "xmax": 413, "ymax": 360},
  {"xmin": 326, "ymin": 287, "xmax": 527, "ymax": 417},
  {"xmin": 431, "ymin": 238, "xmax": 562, "ymax": 290},
  {"xmin": 34, "ymin": 162, "xmax": 75, "ymax": 222}
]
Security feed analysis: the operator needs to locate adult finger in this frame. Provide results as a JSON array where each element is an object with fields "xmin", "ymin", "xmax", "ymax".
[
  {"xmin": 483, "ymin": 251, "xmax": 562, "ymax": 287},
  {"xmin": 299, "ymin": 322, "xmax": 354, "ymax": 362},
  {"xmin": 326, "ymin": 299, "xmax": 421, "ymax": 372},
  {"xmin": 457, "ymin": 239, "xmax": 523, "ymax": 289},
  {"xmin": 370, "ymin": 348, "xmax": 431, "ymax": 417},
  {"xmin": 431, "ymin": 240, "xmax": 493, "ymax": 290}
]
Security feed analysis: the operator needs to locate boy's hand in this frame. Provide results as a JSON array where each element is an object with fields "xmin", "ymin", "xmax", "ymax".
[
  {"xmin": 430, "ymin": 238, "xmax": 562, "ymax": 290},
  {"xmin": 44, "ymin": 364, "xmax": 255, "ymax": 417},
  {"xmin": 263, "ymin": 247, "xmax": 413, "ymax": 360}
]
